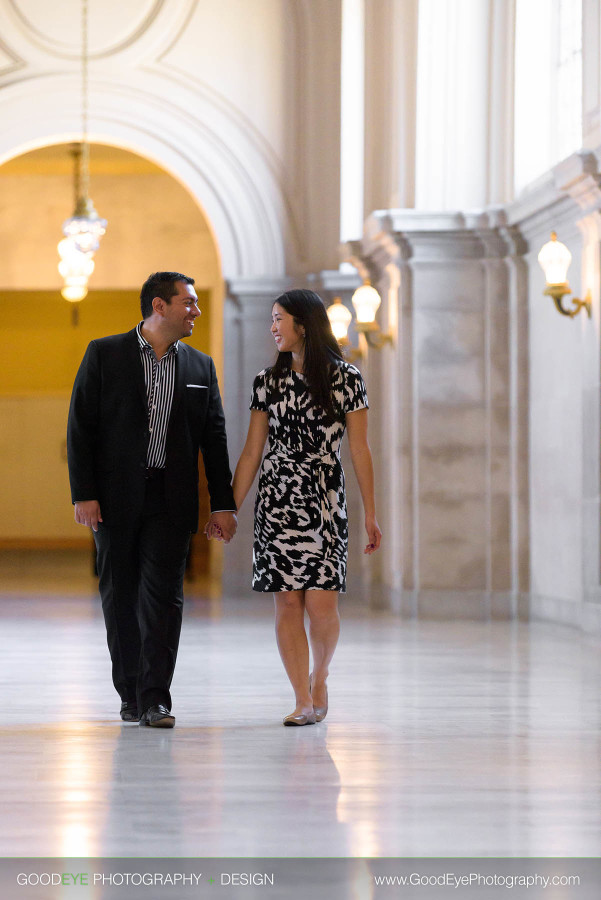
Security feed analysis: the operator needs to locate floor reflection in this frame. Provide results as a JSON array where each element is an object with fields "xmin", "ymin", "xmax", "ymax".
[{"xmin": 0, "ymin": 552, "xmax": 600, "ymax": 860}]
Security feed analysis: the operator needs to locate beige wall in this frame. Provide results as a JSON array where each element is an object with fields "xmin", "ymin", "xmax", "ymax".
[
  {"xmin": 0, "ymin": 144, "xmax": 220, "ymax": 544},
  {"xmin": 164, "ymin": 0, "xmax": 289, "ymax": 159},
  {"xmin": 0, "ymin": 395, "xmax": 77, "ymax": 544},
  {"xmin": 0, "ymin": 145, "xmax": 221, "ymax": 295}
]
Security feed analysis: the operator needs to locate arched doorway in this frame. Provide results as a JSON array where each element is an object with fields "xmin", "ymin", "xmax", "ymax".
[
  {"xmin": 0, "ymin": 64, "xmax": 293, "ymax": 587},
  {"xmin": 0, "ymin": 141, "xmax": 222, "ymax": 578},
  {"xmin": 0, "ymin": 75, "xmax": 291, "ymax": 279}
]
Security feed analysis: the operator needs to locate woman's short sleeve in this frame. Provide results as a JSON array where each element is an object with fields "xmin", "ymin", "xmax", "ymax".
[
  {"xmin": 343, "ymin": 364, "xmax": 369, "ymax": 413},
  {"xmin": 249, "ymin": 369, "xmax": 269, "ymax": 412}
]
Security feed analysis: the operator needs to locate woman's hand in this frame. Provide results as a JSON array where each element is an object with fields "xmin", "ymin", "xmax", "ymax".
[
  {"xmin": 364, "ymin": 514, "xmax": 382, "ymax": 554},
  {"xmin": 203, "ymin": 521, "xmax": 223, "ymax": 541},
  {"xmin": 203, "ymin": 512, "xmax": 237, "ymax": 543}
]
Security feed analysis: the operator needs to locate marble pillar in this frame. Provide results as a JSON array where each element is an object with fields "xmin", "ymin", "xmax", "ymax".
[
  {"xmin": 349, "ymin": 150, "xmax": 601, "ymax": 634},
  {"xmin": 415, "ymin": 0, "xmax": 514, "ymax": 210},
  {"xmin": 348, "ymin": 211, "xmax": 529, "ymax": 618},
  {"xmin": 583, "ymin": 0, "xmax": 601, "ymax": 151},
  {"xmin": 363, "ymin": 0, "xmax": 418, "ymax": 211}
]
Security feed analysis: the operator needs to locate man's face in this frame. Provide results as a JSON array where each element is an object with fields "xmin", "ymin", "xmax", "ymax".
[{"xmin": 158, "ymin": 281, "xmax": 201, "ymax": 339}]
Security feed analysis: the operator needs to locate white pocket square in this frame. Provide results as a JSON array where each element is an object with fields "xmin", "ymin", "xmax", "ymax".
[{"xmin": 186, "ymin": 384, "xmax": 208, "ymax": 389}]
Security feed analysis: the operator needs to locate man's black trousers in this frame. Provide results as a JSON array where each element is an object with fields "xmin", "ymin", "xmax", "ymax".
[{"xmin": 93, "ymin": 473, "xmax": 191, "ymax": 714}]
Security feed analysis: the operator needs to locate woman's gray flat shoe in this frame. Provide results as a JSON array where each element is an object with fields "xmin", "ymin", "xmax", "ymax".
[
  {"xmin": 283, "ymin": 712, "xmax": 317, "ymax": 726},
  {"xmin": 309, "ymin": 674, "xmax": 328, "ymax": 722},
  {"xmin": 313, "ymin": 685, "xmax": 328, "ymax": 722}
]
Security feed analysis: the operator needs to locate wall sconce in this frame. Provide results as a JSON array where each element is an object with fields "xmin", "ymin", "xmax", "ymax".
[
  {"xmin": 351, "ymin": 280, "xmax": 394, "ymax": 348},
  {"xmin": 326, "ymin": 281, "xmax": 393, "ymax": 359},
  {"xmin": 537, "ymin": 232, "xmax": 591, "ymax": 319},
  {"xmin": 327, "ymin": 296, "xmax": 352, "ymax": 343},
  {"xmin": 326, "ymin": 297, "xmax": 361, "ymax": 361}
]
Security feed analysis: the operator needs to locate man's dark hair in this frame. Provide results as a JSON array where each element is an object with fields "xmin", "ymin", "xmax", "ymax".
[{"xmin": 140, "ymin": 272, "xmax": 195, "ymax": 319}]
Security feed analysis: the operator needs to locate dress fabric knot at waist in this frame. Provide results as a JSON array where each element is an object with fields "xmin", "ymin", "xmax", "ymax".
[{"xmin": 264, "ymin": 448, "xmax": 340, "ymax": 558}]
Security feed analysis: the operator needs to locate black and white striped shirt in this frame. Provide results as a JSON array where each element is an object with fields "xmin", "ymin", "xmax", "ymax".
[{"xmin": 136, "ymin": 322, "xmax": 178, "ymax": 469}]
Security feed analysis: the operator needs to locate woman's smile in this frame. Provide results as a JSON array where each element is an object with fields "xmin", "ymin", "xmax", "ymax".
[{"xmin": 271, "ymin": 302, "xmax": 304, "ymax": 355}]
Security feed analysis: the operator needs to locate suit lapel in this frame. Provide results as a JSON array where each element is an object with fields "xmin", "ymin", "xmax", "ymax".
[{"xmin": 169, "ymin": 342, "xmax": 187, "ymax": 427}]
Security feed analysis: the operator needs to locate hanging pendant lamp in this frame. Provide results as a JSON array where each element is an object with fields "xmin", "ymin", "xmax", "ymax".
[{"xmin": 58, "ymin": 0, "xmax": 107, "ymax": 312}]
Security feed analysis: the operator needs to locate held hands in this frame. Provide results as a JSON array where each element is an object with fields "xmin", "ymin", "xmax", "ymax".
[
  {"xmin": 364, "ymin": 514, "xmax": 382, "ymax": 555},
  {"xmin": 203, "ymin": 511, "xmax": 238, "ymax": 543},
  {"xmin": 74, "ymin": 500, "xmax": 103, "ymax": 532}
]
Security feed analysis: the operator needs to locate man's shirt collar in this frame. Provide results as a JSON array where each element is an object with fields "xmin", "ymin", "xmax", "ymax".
[{"xmin": 136, "ymin": 322, "xmax": 179, "ymax": 356}]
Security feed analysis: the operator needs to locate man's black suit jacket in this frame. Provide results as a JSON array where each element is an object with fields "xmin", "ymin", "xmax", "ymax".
[{"xmin": 67, "ymin": 327, "xmax": 235, "ymax": 533}]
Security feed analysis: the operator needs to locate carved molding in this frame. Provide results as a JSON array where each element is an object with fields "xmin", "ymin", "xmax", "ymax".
[
  {"xmin": 345, "ymin": 207, "xmax": 532, "ymax": 285},
  {"xmin": 0, "ymin": 72, "xmax": 291, "ymax": 279},
  {"xmin": 225, "ymin": 277, "xmax": 293, "ymax": 314},
  {"xmin": 0, "ymin": 0, "xmax": 198, "ymax": 65},
  {"xmin": 0, "ymin": 36, "xmax": 25, "ymax": 77},
  {"xmin": 553, "ymin": 153, "xmax": 601, "ymax": 216},
  {"xmin": 7, "ymin": 0, "xmax": 163, "ymax": 59},
  {"xmin": 144, "ymin": 64, "xmax": 302, "ymax": 271}
]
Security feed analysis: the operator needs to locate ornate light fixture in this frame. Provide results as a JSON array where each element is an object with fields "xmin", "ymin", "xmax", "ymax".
[
  {"xmin": 326, "ymin": 281, "xmax": 394, "ymax": 359},
  {"xmin": 58, "ymin": 0, "xmax": 106, "ymax": 317},
  {"xmin": 327, "ymin": 296, "xmax": 353, "ymax": 343},
  {"xmin": 326, "ymin": 296, "xmax": 361, "ymax": 361},
  {"xmin": 352, "ymin": 280, "xmax": 393, "ymax": 348},
  {"xmin": 351, "ymin": 280, "xmax": 381, "ymax": 324},
  {"xmin": 58, "ymin": 145, "xmax": 97, "ymax": 304},
  {"xmin": 537, "ymin": 232, "xmax": 591, "ymax": 319}
]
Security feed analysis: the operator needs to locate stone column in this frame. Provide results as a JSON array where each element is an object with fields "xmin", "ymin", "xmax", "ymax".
[
  {"xmin": 364, "ymin": 0, "xmax": 418, "ymax": 211},
  {"xmin": 582, "ymin": 0, "xmax": 601, "ymax": 151},
  {"xmin": 415, "ymin": 0, "xmax": 515, "ymax": 209},
  {"xmin": 290, "ymin": 0, "xmax": 343, "ymax": 272},
  {"xmin": 488, "ymin": 0, "xmax": 516, "ymax": 204},
  {"xmin": 499, "ymin": 222, "xmax": 530, "ymax": 613},
  {"xmin": 349, "ymin": 211, "xmax": 528, "ymax": 617}
]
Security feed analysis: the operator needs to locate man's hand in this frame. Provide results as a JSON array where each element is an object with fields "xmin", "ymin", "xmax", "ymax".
[
  {"xmin": 74, "ymin": 500, "xmax": 103, "ymax": 532},
  {"xmin": 203, "ymin": 511, "xmax": 237, "ymax": 543}
]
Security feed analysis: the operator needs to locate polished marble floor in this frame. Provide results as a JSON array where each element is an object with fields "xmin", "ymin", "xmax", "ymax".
[{"xmin": 1, "ymin": 551, "xmax": 600, "ymax": 861}]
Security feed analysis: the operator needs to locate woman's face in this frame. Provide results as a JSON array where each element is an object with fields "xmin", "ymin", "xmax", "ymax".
[{"xmin": 271, "ymin": 303, "xmax": 305, "ymax": 354}]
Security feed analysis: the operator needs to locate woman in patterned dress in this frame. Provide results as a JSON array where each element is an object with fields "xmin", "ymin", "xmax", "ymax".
[{"xmin": 230, "ymin": 289, "xmax": 381, "ymax": 725}]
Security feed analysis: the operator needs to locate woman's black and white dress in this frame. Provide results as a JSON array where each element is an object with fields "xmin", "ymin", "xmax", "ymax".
[{"xmin": 250, "ymin": 361, "xmax": 368, "ymax": 592}]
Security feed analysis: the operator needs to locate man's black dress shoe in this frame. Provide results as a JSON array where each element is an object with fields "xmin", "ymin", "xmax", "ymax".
[
  {"xmin": 120, "ymin": 701, "xmax": 140, "ymax": 722},
  {"xmin": 139, "ymin": 705, "xmax": 175, "ymax": 728}
]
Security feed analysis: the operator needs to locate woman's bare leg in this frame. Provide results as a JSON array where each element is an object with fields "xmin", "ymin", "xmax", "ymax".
[
  {"xmin": 274, "ymin": 590, "xmax": 313, "ymax": 715},
  {"xmin": 304, "ymin": 590, "xmax": 340, "ymax": 709}
]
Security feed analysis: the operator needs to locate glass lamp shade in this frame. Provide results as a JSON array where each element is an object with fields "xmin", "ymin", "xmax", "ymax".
[
  {"xmin": 538, "ymin": 232, "xmax": 572, "ymax": 285},
  {"xmin": 63, "ymin": 198, "xmax": 107, "ymax": 254},
  {"xmin": 61, "ymin": 284, "xmax": 88, "ymax": 302},
  {"xmin": 326, "ymin": 297, "xmax": 352, "ymax": 341},
  {"xmin": 58, "ymin": 239, "xmax": 95, "ymax": 277},
  {"xmin": 352, "ymin": 281, "xmax": 381, "ymax": 324},
  {"xmin": 58, "ymin": 237, "xmax": 95, "ymax": 302}
]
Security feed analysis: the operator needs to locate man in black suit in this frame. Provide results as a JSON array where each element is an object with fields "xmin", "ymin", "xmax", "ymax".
[{"xmin": 67, "ymin": 272, "xmax": 237, "ymax": 728}]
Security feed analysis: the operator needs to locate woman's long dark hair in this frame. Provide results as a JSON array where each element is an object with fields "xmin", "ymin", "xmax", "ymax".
[{"xmin": 270, "ymin": 289, "xmax": 344, "ymax": 417}]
